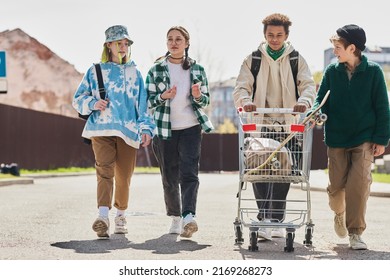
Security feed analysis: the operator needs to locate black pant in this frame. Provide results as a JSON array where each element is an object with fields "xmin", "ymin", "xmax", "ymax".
[
  {"xmin": 152, "ymin": 125, "xmax": 202, "ymax": 217},
  {"xmin": 252, "ymin": 182, "xmax": 290, "ymax": 222}
]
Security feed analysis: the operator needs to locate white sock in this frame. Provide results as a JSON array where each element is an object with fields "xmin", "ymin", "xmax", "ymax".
[
  {"xmin": 116, "ymin": 209, "xmax": 125, "ymax": 217},
  {"xmin": 98, "ymin": 206, "xmax": 109, "ymax": 218}
]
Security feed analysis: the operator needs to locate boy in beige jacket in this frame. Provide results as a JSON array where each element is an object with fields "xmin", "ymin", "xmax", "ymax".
[{"xmin": 233, "ymin": 13, "xmax": 316, "ymax": 240}]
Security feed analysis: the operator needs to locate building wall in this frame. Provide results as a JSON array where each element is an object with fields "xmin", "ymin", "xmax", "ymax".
[{"xmin": 208, "ymin": 86, "xmax": 236, "ymax": 128}]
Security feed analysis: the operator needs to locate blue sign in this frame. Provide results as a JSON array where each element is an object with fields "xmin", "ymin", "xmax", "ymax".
[{"xmin": 0, "ymin": 51, "xmax": 6, "ymax": 77}]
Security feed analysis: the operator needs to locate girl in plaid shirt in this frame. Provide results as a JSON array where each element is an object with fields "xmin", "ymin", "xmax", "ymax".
[{"xmin": 146, "ymin": 26, "xmax": 213, "ymax": 238}]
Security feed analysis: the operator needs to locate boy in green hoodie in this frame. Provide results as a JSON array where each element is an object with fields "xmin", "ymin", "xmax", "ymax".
[{"xmin": 314, "ymin": 24, "xmax": 390, "ymax": 250}]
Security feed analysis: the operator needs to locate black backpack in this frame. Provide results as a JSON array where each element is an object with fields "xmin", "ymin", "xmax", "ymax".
[
  {"xmin": 78, "ymin": 63, "xmax": 106, "ymax": 120},
  {"xmin": 78, "ymin": 63, "xmax": 106, "ymax": 144},
  {"xmin": 250, "ymin": 49, "xmax": 299, "ymax": 101}
]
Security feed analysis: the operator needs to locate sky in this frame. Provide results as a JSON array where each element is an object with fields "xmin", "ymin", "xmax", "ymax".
[{"xmin": 1, "ymin": 0, "xmax": 388, "ymax": 82}]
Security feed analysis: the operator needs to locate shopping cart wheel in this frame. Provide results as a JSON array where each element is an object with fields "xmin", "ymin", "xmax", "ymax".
[
  {"xmin": 235, "ymin": 225, "xmax": 244, "ymax": 244},
  {"xmin": 284, "ymin": 232, "xmax": 295, "ymax": 252},
  {"xmin": 248, "ymin": 231, "xmax": 258, "ymax": 251},
  {"xmin": 303, "ymin": 226, "xmax": 313, "ymax": 246}
]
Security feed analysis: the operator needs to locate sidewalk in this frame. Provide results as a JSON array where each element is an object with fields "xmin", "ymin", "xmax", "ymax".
[
  {"xmin": 1, "ymin": 170, "xmax": 389, "ymax": 197},
  {"xmin": 302, "ymin": 169, "xmax": 390, "ymax": 198}
]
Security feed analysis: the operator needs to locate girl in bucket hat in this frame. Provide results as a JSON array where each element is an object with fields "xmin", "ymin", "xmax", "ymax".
[
  {"xmin": 101, "ymin": 25, "xmax": 133, "ymax": 63},
  {"xmin": 146, "ymin": 26, "xmax": 213, "ymax": 238},
  {"xmin": 72, "ymin": 25, "xmax": 155, "ymax": 239},
  {"xmin": 312, "ymin": 24, "xmax": 389, "ymax": 250}
]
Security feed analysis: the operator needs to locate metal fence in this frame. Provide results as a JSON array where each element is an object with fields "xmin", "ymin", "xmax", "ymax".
[{"xmin": 0, "ymin": 103, "xmax": 361, "ymax": 171}]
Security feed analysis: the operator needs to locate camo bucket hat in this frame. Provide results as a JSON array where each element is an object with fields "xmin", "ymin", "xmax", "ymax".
[{"xmin": 104, "ymin": 25, "xmax": 133, "ymax": 45}]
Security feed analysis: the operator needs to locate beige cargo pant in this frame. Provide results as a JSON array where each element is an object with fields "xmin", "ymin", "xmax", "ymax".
[
  {"xmin": 327, "ymin": 142, "xmax": 373, "ymax": 235},
  {"xmin": 91, "ymin": 136, "xmax": 137, "ymax": 211}
]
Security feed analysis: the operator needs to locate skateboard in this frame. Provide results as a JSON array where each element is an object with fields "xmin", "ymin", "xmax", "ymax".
[{"xmin": 247, "ymin": 90, "xmax": 330, "ymax": 174}]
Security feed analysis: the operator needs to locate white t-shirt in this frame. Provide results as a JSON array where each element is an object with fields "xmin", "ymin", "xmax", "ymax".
[{"xmin": 167, "ymin": 61, "xmax": 199, "ymax": 130}]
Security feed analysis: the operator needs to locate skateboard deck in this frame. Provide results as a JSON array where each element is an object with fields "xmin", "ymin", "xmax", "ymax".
[{"xmin": 247, "ymin": 90, "xmax": 330, "ymax": 174}]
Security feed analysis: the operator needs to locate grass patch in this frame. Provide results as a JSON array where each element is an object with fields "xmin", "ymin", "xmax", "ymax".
[
  {"xmin": 134, "ymin": 167, "xmax": 160, "ymax": 173},
  {"xmin": 324, "ymin": 169, "xmax": 390, "ymax": 184},
  {"xmin": 371, "ymin": 172, "xmax": 390, "ymax": 183},
  {"xmin": 20, "ymin": 167, "xmax": 95, "ymax": 174},
  {"xmin": 18, "ymin": 166, "xmax": 159, "ymax": 175},
  {"xmin": 0, "ymin": 174, "xmax": 16, "ymax": 179}
]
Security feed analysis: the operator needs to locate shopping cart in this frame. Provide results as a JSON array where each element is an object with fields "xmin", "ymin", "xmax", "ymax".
[{"xmin": 234, "ymin": 108, "xmax": 316, "ymax": 252}]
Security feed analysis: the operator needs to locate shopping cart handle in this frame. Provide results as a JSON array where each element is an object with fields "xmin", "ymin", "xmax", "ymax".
[{"xmin": 255, "ymin": 108, "xmax": 295, "ymax": 114}]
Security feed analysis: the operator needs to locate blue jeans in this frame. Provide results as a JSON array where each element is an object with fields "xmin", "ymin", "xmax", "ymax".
[
  {"xmin": 152, "ymin": 125, "xmax": 202, "ymax": 217},
  {"xmin": 252, "ymin": 182, "xmax": 290, "ymax": 222}
]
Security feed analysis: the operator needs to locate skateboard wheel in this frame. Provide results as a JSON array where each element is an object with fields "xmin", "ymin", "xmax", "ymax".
[{"xmin": 319, "ymin": 113, "xmax": 327, "ymax": 122}]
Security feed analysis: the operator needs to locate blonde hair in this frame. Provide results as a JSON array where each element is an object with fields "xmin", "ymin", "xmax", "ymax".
[{"xmin": 100, "ymin": 41, "xmax": 131, "ymax": 64}]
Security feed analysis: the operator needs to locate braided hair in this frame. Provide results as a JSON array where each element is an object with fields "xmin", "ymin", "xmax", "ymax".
[{"xmin": 166, "ymin": 26, "xmax": 191, "ymax": 70}]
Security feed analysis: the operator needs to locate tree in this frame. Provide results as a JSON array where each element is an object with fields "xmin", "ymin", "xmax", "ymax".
[
  {"xmin": 216, "ymin": 118, "xmax": 238, "ymax": 134},
  {"xmin": 312, "ymin": 71, "xmax": 323, "ymax": 85}
]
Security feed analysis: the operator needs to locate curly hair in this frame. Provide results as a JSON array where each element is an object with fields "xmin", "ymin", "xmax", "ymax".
[{"xmin": 262, "ymin": 13, "xmax": 292, "ymax": 35}]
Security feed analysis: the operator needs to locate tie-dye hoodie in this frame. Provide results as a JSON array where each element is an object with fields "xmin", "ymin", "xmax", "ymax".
[{"xmin": 72, "ymin": 61, "xmax": 155, "ymax": 149}]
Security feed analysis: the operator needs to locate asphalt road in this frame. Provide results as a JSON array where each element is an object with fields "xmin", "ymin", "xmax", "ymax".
[{"xmin": 0, "ymin": 173, "xmax": 389, "ymax": 261}]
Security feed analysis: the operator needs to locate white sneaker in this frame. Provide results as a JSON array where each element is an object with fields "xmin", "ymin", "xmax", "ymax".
[
  {"xmin": 169, "ymin": 216, "xmax": 182, "ymax": 234},
  {"xmin": 257, "ymin": 219, "xmax": 272, "ymax": 240},
  {"xmin": 349, "ymin": 234, "xmax": 367, "ymax": 250},
  {"xmin": 271, "ymin": 227, "xmax": 285, "ymax": 238},
  {"xmin": 114, "ymin": 215, "xmax": 128, "ymax": 234},
  {"xmin": 180, "ymin": 214, "xmax": 198, "ymax": 238},
  {"xmin": 92, "ymin": 216, "xmax": 110, "ymax": 239},
  {"xmin": 257, "ymin": 227, "xmax": 272, "ymax": 240},
  {"xmin": 334, "ymin": 212, "xmax": 348, "ymax": 238}
]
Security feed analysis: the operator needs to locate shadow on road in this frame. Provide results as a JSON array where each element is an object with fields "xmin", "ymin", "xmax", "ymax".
[
  {"xmin": 332, "ymin": 244, "xmax": 390, "ymax": 260},
  {"xmin": 51, "ymin": 234, "xmax": 132, "ymax": 254},
  {"xmin": 51, "ymin": 234, "xmax": 211, "ymax": 255},
  {"xmin": 234, "ymin": 239, "xmax": 338, "ymax": 260},
  {"xmin": 127, "ymin": 234, "xmax": 211, "ymax": 255},
  {"xmin": 233, "ymin": 238, "xmax": 390, "ymax": 260}
]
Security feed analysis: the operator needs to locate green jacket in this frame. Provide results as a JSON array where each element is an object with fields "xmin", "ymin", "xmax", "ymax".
[
  {"xmin": 315, "ymin": 55, "xmax": 390, "ymax": 148},
  {"xmin": 146, "ymin": 57, "xmax": 214, "ymax": 139}
]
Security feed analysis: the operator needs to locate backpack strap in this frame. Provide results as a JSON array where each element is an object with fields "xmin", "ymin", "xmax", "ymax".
[
  {"xmin": 94, "ymin": 63, "xmax": 106, "ymax": 100},
  {"xmin": 250, "ymin": 49, "xmax": 262, "ymax": 102},
  {"xmin": 80, "ymin": 64, "xmax": 106, "ymax": 145},
  {"xmin": 289, "ymin": 50, "xmax": 299, "ymax": 100},
  {"xmin": 250, "ymin": 49, "xmax": 300, "ymax": 102}
]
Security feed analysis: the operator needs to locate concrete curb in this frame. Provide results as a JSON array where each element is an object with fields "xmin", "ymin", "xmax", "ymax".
[{"xmin": 0, "ymin": 178, "xmax": 34, "ymax": 187}]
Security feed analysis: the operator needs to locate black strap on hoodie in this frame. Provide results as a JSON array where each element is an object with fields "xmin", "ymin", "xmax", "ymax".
[
  {"xmin": 95, "ymin": 63, "xmax": 106, "ymax": 101},
  {"xmin": 79, "ymin": 63, "xmax": 106, "ymax": 144},
  {"xmin": 78, "ymin": 63, "xmax": 106, "ymax": 120},
  {"xmin": 250, "ymin": 49, "xmax": 299, "ymax": 101}
]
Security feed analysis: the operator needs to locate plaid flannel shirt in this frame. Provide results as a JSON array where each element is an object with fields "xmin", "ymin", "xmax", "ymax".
[{"xmin": 146, "ymin": 57, "xmax": 214, "ymax": 139}]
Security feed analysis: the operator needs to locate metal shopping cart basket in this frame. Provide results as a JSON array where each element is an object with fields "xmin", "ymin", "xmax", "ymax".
[{"xmin": 234, "ymin": 108, "xmax": 316, "ymax": 252}]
